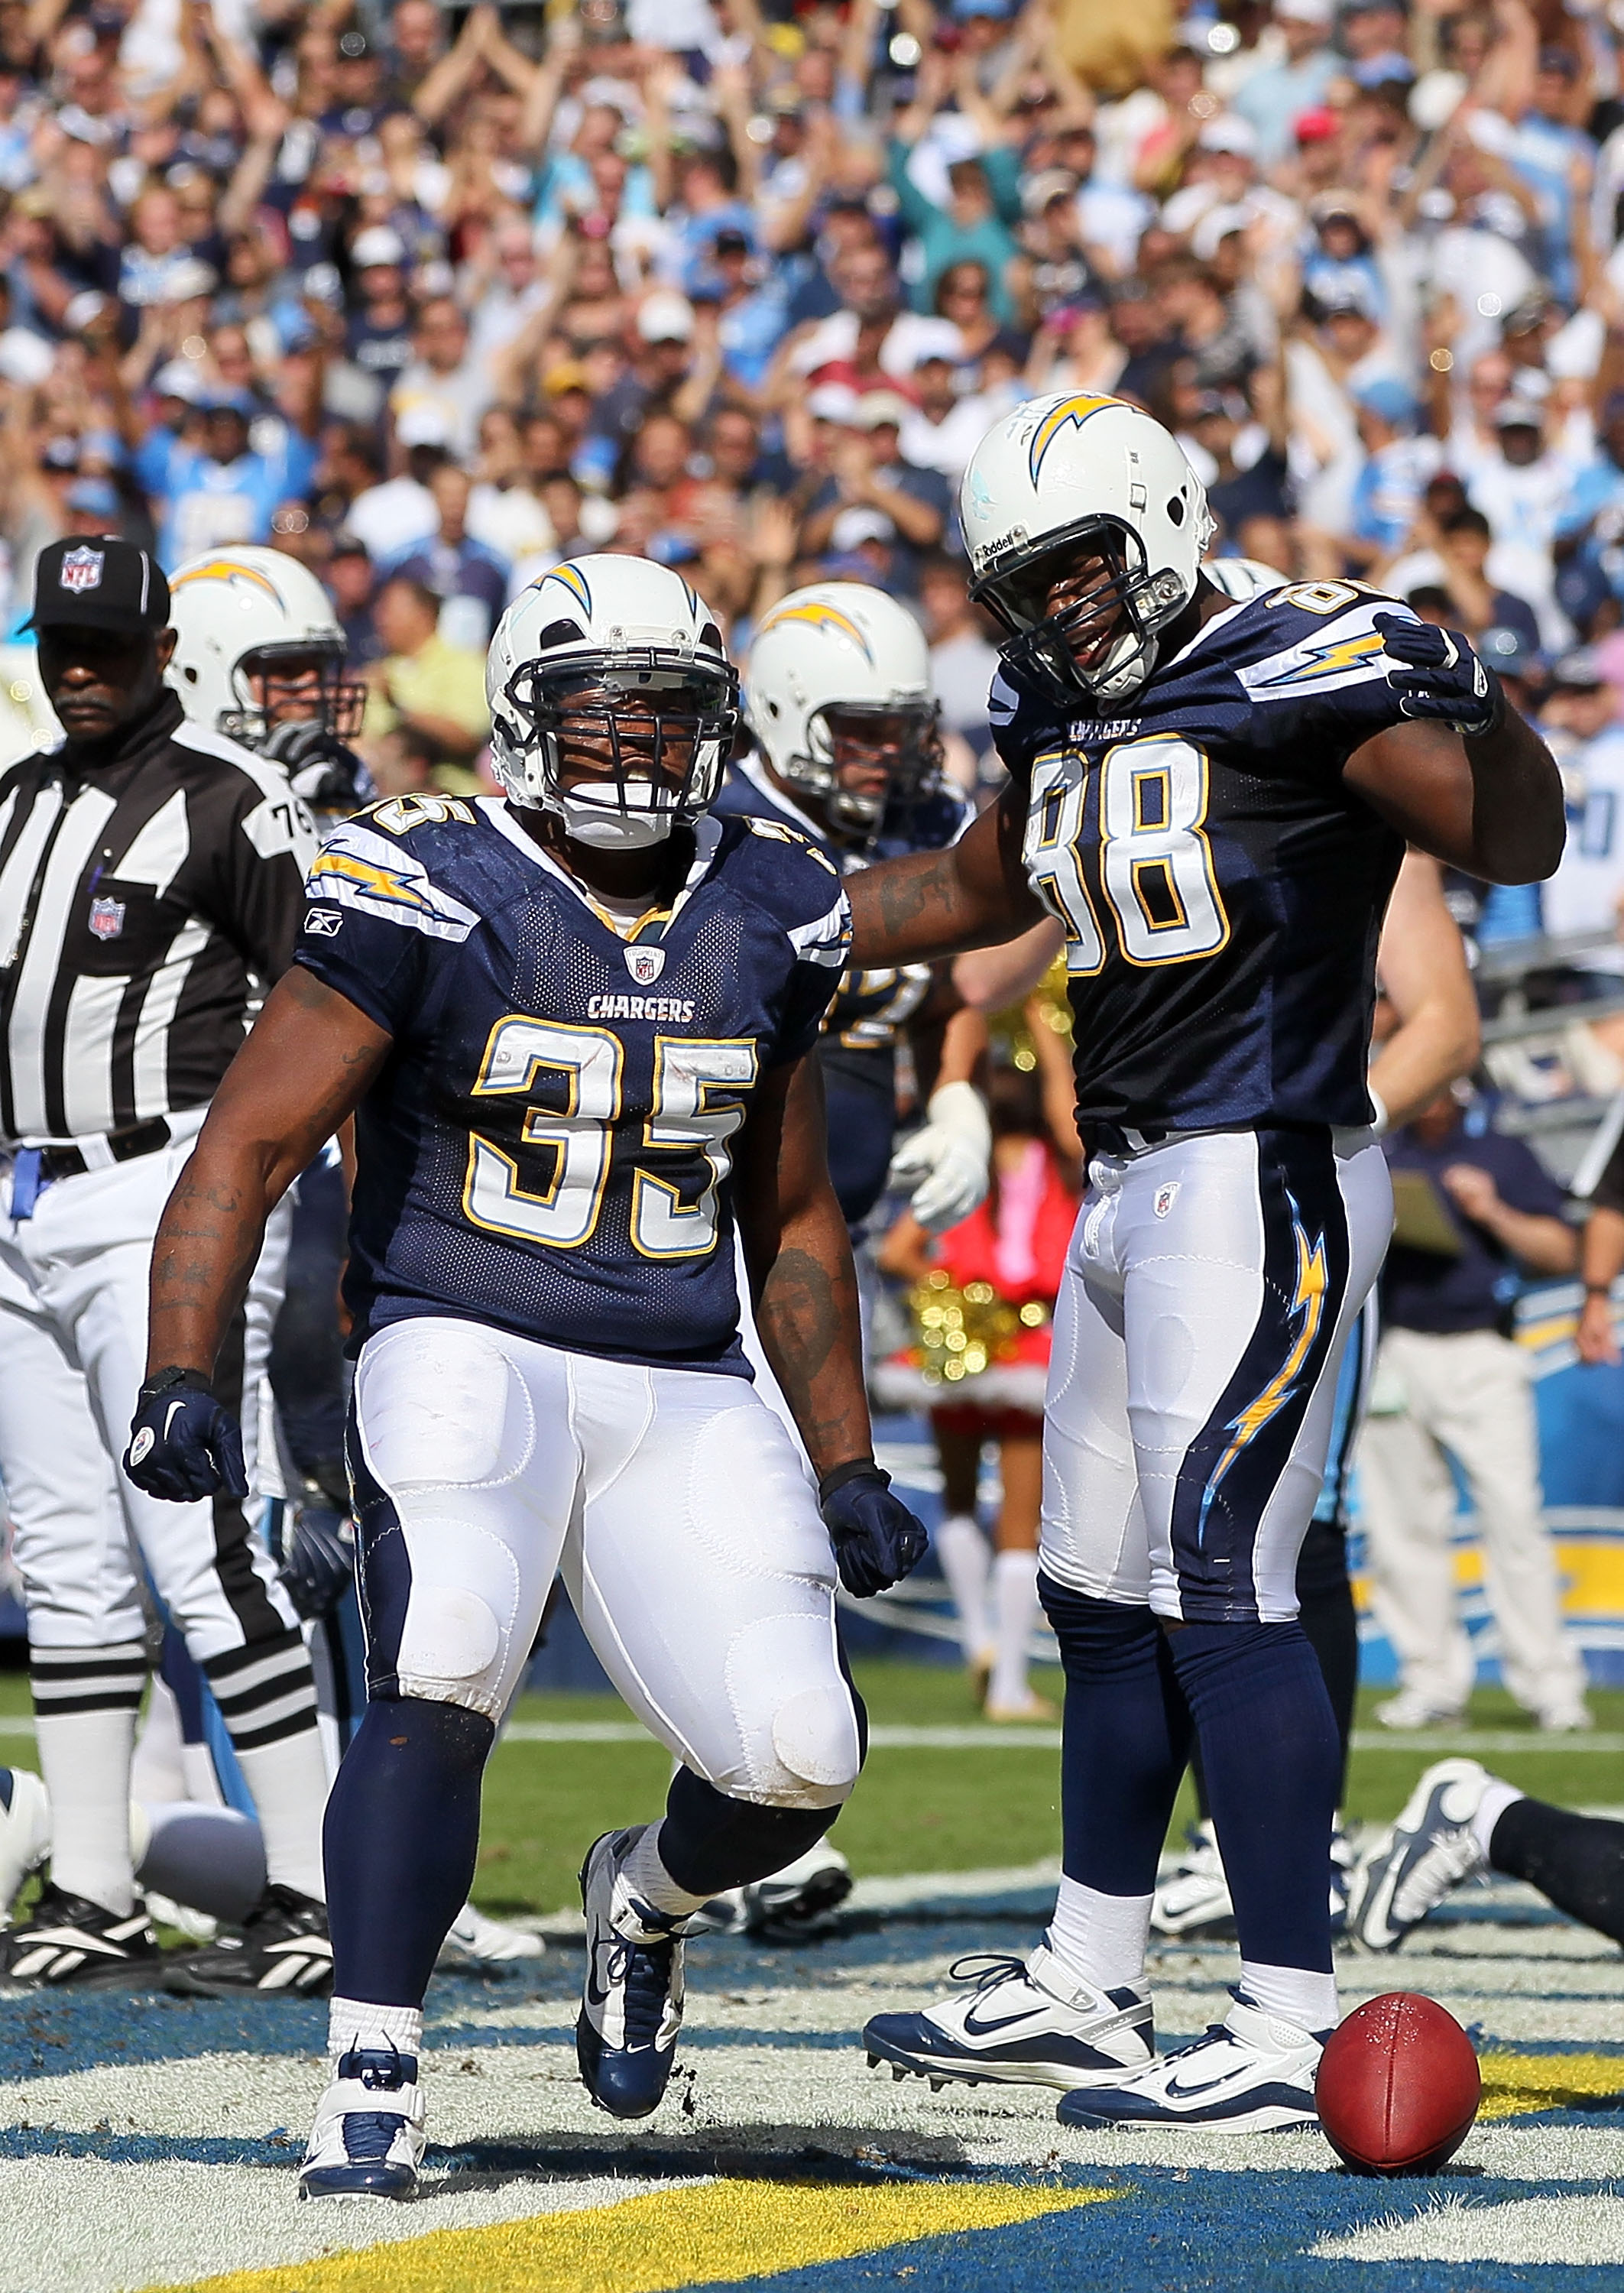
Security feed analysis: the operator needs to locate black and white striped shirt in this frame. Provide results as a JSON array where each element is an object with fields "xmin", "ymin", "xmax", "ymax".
[{"xmin": 0, "ymin": 689, "xmax": 316, "ymax": 1149}]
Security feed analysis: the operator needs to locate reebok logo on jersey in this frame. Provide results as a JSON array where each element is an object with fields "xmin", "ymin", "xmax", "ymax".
[
  {"xmin": 587, "ymin": 994, "xmax": 696, "ymax": 1022},
  {"xmin": 305, "ymin": 908, "xmax": 343, "ymax": 937}
]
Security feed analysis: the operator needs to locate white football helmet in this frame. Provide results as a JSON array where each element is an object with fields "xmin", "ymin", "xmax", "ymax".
[
  {"xmin": 166, "ymin": 547, "xmax": 364, "ymax": 749},
  {"xmin": 486, "ymin": 556, "xmax": 737, "ymax": 849},
  {"xmin": 1203, "ymin": 556, "xmax": 1288, "ymax": 604},
  {"xmin": 746, "ymin": 582, "xmax": 940, "ymax": 840},
  {"xmin": 958, "ymin": 393, "xmax": 1214, "ymax": 704}
]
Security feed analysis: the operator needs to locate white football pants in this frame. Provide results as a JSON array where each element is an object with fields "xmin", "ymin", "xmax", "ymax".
[
  {"xmin": 348, "ymin": 1315, "xmax": 863, "ymax": 1809},
  {"xmin": 0, "ymin": 1129, "xmax": 299, "ymax": 1657},
  {"xmin": 1357, "ymin": 1325, "xmax": 1587, "ymax": 1717},
  {"xmin": 1040, "ymin": 1125, "xmax": 1392, "ymax": 1622}
]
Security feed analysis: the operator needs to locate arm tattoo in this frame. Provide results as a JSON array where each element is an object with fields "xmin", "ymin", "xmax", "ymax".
[{"xmin": 755, "ymin": 1231, "xmax": 870, "ymax": 1475}]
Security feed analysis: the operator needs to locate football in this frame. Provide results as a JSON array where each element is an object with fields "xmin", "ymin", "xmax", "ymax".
[{"xmin": 1315, "ymin": 1993, "xmax": 1482, "ymax": 2175}]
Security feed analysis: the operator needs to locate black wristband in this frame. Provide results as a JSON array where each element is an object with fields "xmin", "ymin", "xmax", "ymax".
[
  {"xmin": 818, "ymin": 1457, "xmax": 885, "ymax": 1505},
  {"xmin": 139, "ymin": 1364, "xmax": 214, "ymax": 1401}
]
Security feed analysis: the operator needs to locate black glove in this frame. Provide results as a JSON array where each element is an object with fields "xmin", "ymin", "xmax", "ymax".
[
  {"xmin": 124, "ymin": 1367, "xmax": 248, "ymax": 1503},
  {"xmin": 1374, "ymin": 615, "xmax": 1503, "ymax": 738},
  {"xmin": 818, "ymin": 1460, "xmax": 929, "ymax": 1600},
  {"xmin": 279, "ymin": 1498, "xmax": 355, "ymax": 1620},
  {"xmin": 263, "ymin": 718, "xmax": 374, "ymax": 812}
]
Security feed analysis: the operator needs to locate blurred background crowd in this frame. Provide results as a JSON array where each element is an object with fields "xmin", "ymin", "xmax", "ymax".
[{"xmin": 4, "ymin": 0, "xmax": 1624, "ymax": 861}]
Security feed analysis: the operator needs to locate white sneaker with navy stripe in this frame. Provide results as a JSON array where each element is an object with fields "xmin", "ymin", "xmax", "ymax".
[
  {"xmin": 299, "ymin": 2045, "xmax": 425, "ymax": 2200},
  {"xmin": 1056, "ymin": 1993, "xmax": 1323, "ymax": 2132},
  {"xmin": 863, "ymin": 1944, "xmax": 1154, "ymax": 2091},
  {"xmin": 1344, "ymin": 1759, "xmax": 1489, "ymax": 1952}
]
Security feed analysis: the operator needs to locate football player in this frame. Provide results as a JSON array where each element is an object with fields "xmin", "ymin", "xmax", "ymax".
[
  {"xmin": 721, "ymin": 584, "xmax": 992, "ymax": 1241},
  {"xmin": 123, "ymin": 555, "xmax": 927, "ymax": 2197},
  {"xmin": 848, "ymin": 393, "xmax": 1562, "ymax": 2130}
]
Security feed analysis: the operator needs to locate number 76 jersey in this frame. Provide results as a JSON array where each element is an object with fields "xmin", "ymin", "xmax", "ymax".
[
  {"xmin": 292, "ymin": 793, "xmax": 851, "ymax": 1374},
  {"xmin": 992, "ymin": 582, "xmax": 1416, "ymax": 1136}
]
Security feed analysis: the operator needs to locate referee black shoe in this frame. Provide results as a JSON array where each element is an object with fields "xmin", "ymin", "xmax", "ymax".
[
  {"xmin": 5, "ymin": 1884, "xmax": 161, "ymax": 1987},
  {"xmin": 162, "ymin": 1884, "xmax": 332, "ymax": 1997}
]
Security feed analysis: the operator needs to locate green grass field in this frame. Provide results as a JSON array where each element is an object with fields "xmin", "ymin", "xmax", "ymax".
[{"xmin": 0, "ymin": 1660, "xmax": 1613, "ymax": 1919}]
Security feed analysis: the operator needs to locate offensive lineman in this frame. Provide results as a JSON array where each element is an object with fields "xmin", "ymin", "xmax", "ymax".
[
  {"xmin": 124, "ymin": 556, "xmax": 928, "ymax": 2197},
  {"xmin": 848, "ymin": 394, "xmax": 1561, "ymax": 2129},
  {"xmin": 0, "ymin": 538, "xmax": 330, "ymax": 1987}
]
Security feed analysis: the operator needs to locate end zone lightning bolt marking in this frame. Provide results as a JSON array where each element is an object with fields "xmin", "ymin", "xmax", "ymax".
[
  {"xmin": 1026, "ymin": 394, "xmax": 1120, "ymax": 485},
  {"xmin": 1197, "ymin": 1195, "xmax": 1328, "ymax": 1547}
]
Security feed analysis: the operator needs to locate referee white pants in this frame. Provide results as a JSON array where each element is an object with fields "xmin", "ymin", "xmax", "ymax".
[
  {"xmin": 1039, "ymin": 1125, "xmax": 1392, "ymax": 1622},
  {"xmin": 0, "ymin": 1130, "xmax": 300, "ymax": 1661},
  {"xmin": 1356, "ymin": 1325, "xmax": 1587, "ymax": 1717},
  {"xmin": 348, "ymin": 1314, "xmax": 863, "ymax": 1809}
]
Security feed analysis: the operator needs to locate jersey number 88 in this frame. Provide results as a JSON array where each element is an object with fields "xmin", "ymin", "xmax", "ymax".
[
  {"xmin": 1025, "ymin": 735, "xmax": 1230, "ymax": 971},
  {"xmin": 462, "ymin": 1017, "xmax": 759, "ymax": 1260}
]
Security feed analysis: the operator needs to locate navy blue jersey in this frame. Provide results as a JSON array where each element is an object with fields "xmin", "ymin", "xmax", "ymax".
[
  {"xmin": 715, "ymin": 754, "xmax": 968, "ymax": 1223},
  {"xmin": 990, "ymin": 581, "xmax": 1415, "ymax": 1134},
  {"xmin": 293, "ymin": 792, "xmax": 851, "ymax": 1373}
]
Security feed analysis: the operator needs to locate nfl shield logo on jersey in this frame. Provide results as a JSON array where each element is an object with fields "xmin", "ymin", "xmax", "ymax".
[
  {"xmin": 625, "ymin": 945, "xmax": 666, "ymax": 986},
  {"xmin": 88, "ymin": 895, "xmax": 125, "ymax": 941},
  {"xmin": 60, "ymin": 546, "xmax": 105, "ymax": 594},
  {"xmin": 1153, "ymin": 1182, "xmax": 1179, "ymax": 1218}
]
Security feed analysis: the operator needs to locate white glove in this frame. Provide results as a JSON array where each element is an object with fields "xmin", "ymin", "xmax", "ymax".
[{"xmin": 888, "ymin": 1080, "xmax": 992, "ymax": 1234}]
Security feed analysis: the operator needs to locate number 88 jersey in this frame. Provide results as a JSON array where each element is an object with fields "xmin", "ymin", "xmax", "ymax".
[
  {"xmin": 990, "ymin": 582, "xmax": 1416, "ymax": 1136},
  {"xmin": 293, "ymin": 793, "xmax": 851, "ymax": 1373}
]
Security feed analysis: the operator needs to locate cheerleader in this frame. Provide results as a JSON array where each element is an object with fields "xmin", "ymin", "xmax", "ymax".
[{"xmin": 876, "ymin": 997, "xmax": 1081, "ymax": 1718}]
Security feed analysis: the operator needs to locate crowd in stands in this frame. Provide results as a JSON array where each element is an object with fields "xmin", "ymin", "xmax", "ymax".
[{"xmin": 5, "ymin": 0, "xmax": 1624, "ymax": 960}]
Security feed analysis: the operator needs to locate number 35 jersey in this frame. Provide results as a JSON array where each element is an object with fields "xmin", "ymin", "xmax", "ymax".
[
  {"xmin": 991, "ymin": 582, "xmax": 1417, "ymax": 1136},
  {"xmin": 292, "ymin": 793, "xmax": 851, "ymax": 1374}
]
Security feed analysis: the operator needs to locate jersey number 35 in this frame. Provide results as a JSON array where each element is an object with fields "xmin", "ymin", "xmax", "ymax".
[
  {"xmin": 462, "ymin": 1017, "xmax": 758, "ymax": 1260},
  {"xmin": 1025, "ymin": 735, "xmax": 1230, "ymax": 972}
]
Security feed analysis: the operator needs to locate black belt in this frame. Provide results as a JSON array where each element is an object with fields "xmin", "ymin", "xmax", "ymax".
[
  {"xmin": 36, "ymin": 1117, "xmax": 172, "ymax": 1183},
  {"xmin": 1078, "ymin": 1122, "xmax": 1169, "ymax": 1157}
]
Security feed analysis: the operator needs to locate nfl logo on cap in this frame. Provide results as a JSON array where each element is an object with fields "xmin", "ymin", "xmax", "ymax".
[
  {"xmin": 626, "ymin": 945, "xmax": 666, "ymax": 985},
  {"xmin": 59, "ymin": 546, "xmax": 104, "ymax": 595}
]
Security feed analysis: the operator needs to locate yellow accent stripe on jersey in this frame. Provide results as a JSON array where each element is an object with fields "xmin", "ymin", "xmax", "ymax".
[
  {"xmin": 1204, "ymin": 1212, "xmax": 1328, "ymax": 1497},
  {"xmin": 307, "ymin": 849, "xmax": 439, "ymax": 916},
  {"xmin": 756, "ymin": 598, "xmax": 873, "ymax": 660},
  {"xmin": 1027, "ymin": 394, "xmax": 1120, "ymax": 484},
  {"xmin": 153, "ymin": 2175, "xmax": 1120, "ymax": 2293},
  {"xmin": 169, "ymin": 559, "xmax": 284, "ymax": 602},
  {"xmin": 1250, "ymin": 630, "xmax": 1387, "ymax": 686}
]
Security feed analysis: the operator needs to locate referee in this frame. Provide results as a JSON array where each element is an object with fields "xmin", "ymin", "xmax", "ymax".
[{"xmin": 0, "ymin": 538, "xmax": 330, "ymax": 1987}]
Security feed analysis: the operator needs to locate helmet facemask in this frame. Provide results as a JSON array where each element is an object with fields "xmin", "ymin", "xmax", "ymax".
[
  {"xmin": 781, "ymin": 699, "xmax": 945, "ymax": 843},
  {"xmin": 499, "ymin": 650, "xmax": 739, "ymax": 850},
  {"xmin": 974, "ymin": 519, "xmax": 1191, "ymax": 707},
  {"xmin": 223, "ymin": 641, "xmax": 368, "ymax": 750}
]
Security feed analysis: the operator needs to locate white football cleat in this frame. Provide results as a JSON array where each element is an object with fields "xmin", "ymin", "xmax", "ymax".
[
  {"xmin": 863, "ymin": 1944, "xmax": 1154, "ymax": 2091},
  {"xmin": 1375, "ymin": 1688, "xmax": 1464, "ymax": 1731},
  {"xmin": 0, "ymin": 1768, "xmax": 50, "ymax": 1919},
  {"xmin": 1344, "ymin": 1758, "xmax": 1489, "ymax": 1952},
  {"xmin": 1151, "ymin": 1821, "xmax": 1233, "ymax": 1939},
  {"xmin": 299, "ymin": 2043, "xmax": 426, "ymax": 2201},
  {"xmin": 1057, "ymin": 1993, "xmax": 1323, "ymax": 2132},
  {"xmin": 436, "ymin": 1902, "xmax": 545, "ymax": 1967}
]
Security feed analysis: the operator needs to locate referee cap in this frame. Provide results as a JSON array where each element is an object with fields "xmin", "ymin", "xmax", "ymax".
[{"xmin": 28, "ymin": 537, "xmax": 170, "ymax": 637}]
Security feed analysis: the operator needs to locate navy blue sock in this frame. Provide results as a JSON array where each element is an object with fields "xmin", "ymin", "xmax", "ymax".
[
  {"xmin": 658, "ymin": 1766, "xmax": 845, "ymax": 1897},
  {"xmin": 1165, "ymin": 1620, "xmax": 1340, "ymax": 1976},
  {"xmin": 1040, "ymin": 1575, "xmax": 1193, "ymax": 1896},
  {"xmin": 324, "ymin": 1697, "xmax": 494, "ymax": 2007}
]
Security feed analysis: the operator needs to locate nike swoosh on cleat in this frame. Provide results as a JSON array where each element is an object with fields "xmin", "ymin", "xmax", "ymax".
[{"xmin": 1165, "ymin": 2063, "xmax": 1252, "ymax": 2100}]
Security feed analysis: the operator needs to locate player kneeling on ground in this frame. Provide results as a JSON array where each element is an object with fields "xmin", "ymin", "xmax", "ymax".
[{"xmin": 125, "ymin": 556, "xmax": 927, "ymax": 2198}]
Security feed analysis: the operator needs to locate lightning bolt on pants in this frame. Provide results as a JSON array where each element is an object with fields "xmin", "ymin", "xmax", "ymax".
[{"xmin": 1039, "ymin": 1125, "xmax": 1392, "ymax": 1623}]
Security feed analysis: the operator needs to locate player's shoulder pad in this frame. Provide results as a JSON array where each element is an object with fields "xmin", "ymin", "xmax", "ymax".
[
  {"xmin": 713, "ymin": 809, "xmax": 852, "ymax": 970},
  {"xmin": 306, "ymin": 804, "xmax": 484, "ymax": 944},
  {"xmin": 170, "ymin": 720, "xmax": 318, "ymax": 861},
  {"xmin": 1229, "ymin": 579, "xmax": 1414, "ymax": 705}
]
